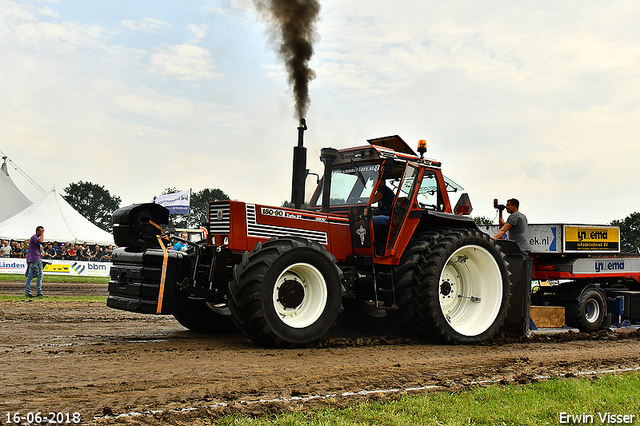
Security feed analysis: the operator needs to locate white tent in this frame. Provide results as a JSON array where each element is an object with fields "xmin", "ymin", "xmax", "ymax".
[
  {"xmin": 0, "ymin": 157, "xmax": 32, "ymax": 222},
  {"xmin": 0, "ymin": 189, "xmax": 114, "ymax": 245}
]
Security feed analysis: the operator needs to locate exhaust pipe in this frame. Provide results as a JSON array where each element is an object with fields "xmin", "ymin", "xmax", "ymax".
[
  {"xmin": 320, "ymin": 147, "xmax": 338, "ymax": 213},
  {"xmin": 291, "ymin": 118, "xmax": 307, "ymax": 209}
]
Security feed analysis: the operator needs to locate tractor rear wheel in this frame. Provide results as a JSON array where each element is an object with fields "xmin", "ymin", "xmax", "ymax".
[
  {"xmin": 391, "ymin": 228, "xmax": 511, "ymax": 344},
  {"xmin": 228, "ymin": 238, "xmax": 343, "ymax": 348}
]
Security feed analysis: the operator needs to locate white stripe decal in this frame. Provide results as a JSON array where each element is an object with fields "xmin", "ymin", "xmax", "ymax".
[{"xmin": 246, "ymin": 204, "xmax": 328, "ymax": 244}]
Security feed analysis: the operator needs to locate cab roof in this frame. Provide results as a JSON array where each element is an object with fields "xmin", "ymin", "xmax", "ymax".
[
  {"xmin": 334, "ymin": 135, "xmax": 442, "ymax": 170},
  {"xmin": 367, "ymin": 135, "xmax": 417, "ymax": 156}
]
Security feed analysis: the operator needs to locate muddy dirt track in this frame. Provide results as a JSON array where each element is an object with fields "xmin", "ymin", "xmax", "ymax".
[{"xmin": 1, "ymin": 282, "xmax": 640, "ymax": 425}]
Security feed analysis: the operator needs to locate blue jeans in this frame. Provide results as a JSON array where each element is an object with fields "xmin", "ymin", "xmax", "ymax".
[{"xmin": 26, "ymin": 260, "xmax": 43, "ymax": 295}]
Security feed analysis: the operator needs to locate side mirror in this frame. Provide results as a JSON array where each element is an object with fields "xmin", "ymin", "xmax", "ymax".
[{"xmin": 454, "ymin": 193, "xmax": 473, "ymax": 215}]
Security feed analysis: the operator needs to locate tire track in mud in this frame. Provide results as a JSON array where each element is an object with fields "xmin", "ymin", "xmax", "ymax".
[
  {"xmin": 94, "ymin": 365, "xmax": 640, "ymax": 424},
  {"xmin": 0, "ymin": 281, "xmax": 108, "ymax": 296}
]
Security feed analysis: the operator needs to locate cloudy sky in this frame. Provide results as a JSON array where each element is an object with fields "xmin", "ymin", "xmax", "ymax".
[{"xmin": 2, "ymin": 0, "xmax": 639, "ymax": 225}]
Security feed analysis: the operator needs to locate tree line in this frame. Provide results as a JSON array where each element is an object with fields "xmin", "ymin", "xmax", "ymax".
[
  {"xmin": 62, "ymin": 182, "xmax": 229, "ymax": 231},
  {"xmin": 62, "ymin": 181, "xmax": 640, "ymax": 254}
]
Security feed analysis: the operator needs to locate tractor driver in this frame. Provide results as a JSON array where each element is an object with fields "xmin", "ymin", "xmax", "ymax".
[
  {"xmin": 371, "ymin": 184, "xmax": 395, "ymax": 252},
  {"xmin": 372, "ymin": 184, "xmax": 395, "ymax": 217}
]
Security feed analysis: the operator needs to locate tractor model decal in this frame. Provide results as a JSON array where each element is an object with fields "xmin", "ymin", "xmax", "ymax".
[{"xmin": 246, "ymin": 204, "xmax": 328, "ymax": 244}]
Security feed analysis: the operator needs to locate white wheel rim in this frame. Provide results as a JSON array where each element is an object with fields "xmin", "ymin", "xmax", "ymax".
[
  {"xmin": 585, "ymin": 298, "xmax": 600, "ymax": 323},
  {"xmin": 438, "ymin": 245, "xmax": 503, "ymax": 337},
  {"xmin": 272, "ymin": 262, "xmax": 328, "ymax": 328}
]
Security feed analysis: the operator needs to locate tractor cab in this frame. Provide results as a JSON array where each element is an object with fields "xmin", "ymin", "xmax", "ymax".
[{"xmin": 308, "ymin": 136, "xmax": 470, "ymax": 261}]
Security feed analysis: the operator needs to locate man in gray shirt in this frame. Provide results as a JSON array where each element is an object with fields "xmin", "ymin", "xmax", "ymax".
[{"xmin": 492, "ymin": 198, "xmax": 532, "ymax": 252}]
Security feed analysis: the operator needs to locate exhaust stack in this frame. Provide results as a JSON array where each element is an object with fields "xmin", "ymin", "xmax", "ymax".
[{"xmin": 291, "ymin": 118, "xmax": 308, "ymax": 209}]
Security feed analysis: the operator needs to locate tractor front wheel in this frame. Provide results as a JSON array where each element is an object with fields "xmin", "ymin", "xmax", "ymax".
[{"xmin": 228, "ymin": 238, "xmax": 343, "ymax": 348}]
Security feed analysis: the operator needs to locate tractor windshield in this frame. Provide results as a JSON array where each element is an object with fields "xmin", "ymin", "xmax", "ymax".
[{"xmin": 311, "ymin": 163, "xmax": 381, "ymax": 208}]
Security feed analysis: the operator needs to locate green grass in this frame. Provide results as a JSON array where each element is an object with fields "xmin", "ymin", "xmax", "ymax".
[
  {"xmin": 209, "ymin": 372, "xmax": 640, "ymax": 426},
  {"xmin": 0, "ymin": 273, "xmax": 109, "ymax": 284},
  {"xmin": 0, "ymin": 295, "xmax": 107, "ymax": 302}
]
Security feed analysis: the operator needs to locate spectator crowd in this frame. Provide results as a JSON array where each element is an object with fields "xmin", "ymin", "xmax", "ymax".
[{"xmin": 0, "ymin": 239, "xmax": 115, "ymax": 261}]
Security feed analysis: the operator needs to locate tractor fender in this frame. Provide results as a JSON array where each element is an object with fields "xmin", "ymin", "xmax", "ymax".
[{"xmin": 413, "ymin": 210, "xmax": 478, "ymax": 235}]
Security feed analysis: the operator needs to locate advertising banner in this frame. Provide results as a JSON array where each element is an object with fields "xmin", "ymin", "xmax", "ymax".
[
  {"xmin": 564, "ymin": 225, "xmax": 620, "ymax": 253},
  {"xmin": 478, "ymin": 224, "xmax": 619, "ymax": 254},
  {"xmin": 155, "ymin": 189, "xmax": 190, "ymax": 214},
  {"xmin": 571, "ymin": 257, "xmax": 640, "ymax": 275},
  {"xmin": 479, "ymin": 224, "xmax": 559, "ymax": 253},
  {"xmin": 0, "ymin": 258, "xmax": 111, "ymax": 277}
]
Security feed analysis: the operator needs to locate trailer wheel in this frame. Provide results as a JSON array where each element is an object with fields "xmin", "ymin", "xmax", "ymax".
[
  {"xmin": 565, "ymin": 287, "xmax": 606, "ymax": 332},
  {"xmin": 228, "ymin": 238, "xmax": 343, "ymax": 348},
  {"xmin": 173, "ymin": 297, "xmax": 237, "ymax": 334},
  {"xmin": 391, "ymin": 228, "xmax": 511, "ymax": 344}
]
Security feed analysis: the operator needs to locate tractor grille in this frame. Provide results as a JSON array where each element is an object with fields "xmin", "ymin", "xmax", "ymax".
[{"xmin": 209, "ymin": 202, "xmax": 231, "ymax": 234}]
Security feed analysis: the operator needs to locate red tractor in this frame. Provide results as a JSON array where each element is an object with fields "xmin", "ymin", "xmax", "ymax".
[{"xmin": 109, "ymin": 126, "xmax": 520, "ymax": 347}]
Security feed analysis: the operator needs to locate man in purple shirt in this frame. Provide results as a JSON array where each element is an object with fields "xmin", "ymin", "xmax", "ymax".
[{"xmin": 25, "ymin": 226, "xmax": 45, "ymax": 297}]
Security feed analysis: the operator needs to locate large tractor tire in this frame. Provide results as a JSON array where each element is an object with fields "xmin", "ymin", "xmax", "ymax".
[
  {"xmin": 228, "ymin": 238, "xmax": 344, "ymax": 348},
  {"xmin": 173, "ymin": 296, "xmax": 237, "ymax": 334},
  {"xmin": 391, "ymin": 228, "xmax": 511, "ymax": 344},
  {"xmin": 565, "ymin": 286, "xmax": 606, "ymax": 332}
]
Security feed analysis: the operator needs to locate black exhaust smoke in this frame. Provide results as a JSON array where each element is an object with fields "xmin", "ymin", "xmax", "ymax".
[
  {"xmin": 253, "ymin": 0, "xmax": 320, "ymax": 119},
  {"xmin": 253, "ymin": 0, "xmax": 320, "ymax": 207}
]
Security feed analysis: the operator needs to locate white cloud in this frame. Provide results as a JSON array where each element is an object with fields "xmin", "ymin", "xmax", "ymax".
[
  {"xmin": 202, "ymin": 0, "xmax": 256, "ymax": 18},
  {"xmin": 149, "ymin": 43, "xmax": 220, "ymax": 80},
  {"xmin": 122, "ymin": 17, "xmax": 173, "ymax": 33},
  {"xmin": 186, "ymin": 23, "xmax": 208, "ymax": 41},
  {"xmin": 37, "ymin": 6, "xmax": 59, "ymax": 18},
  {"xmin": 14, "ymin": 20, "xmax": 105, "ymax": 50},
  {"xmin": 0, "ymin": 2, "xmax": 105, "ymax": 52},
  {"xmin": 113, "ymin": 88, "xmax": 197, "ymax": 120},
  {"xmin": 317, "ymin": 2, "xmax": 640, "ymax": 98}
]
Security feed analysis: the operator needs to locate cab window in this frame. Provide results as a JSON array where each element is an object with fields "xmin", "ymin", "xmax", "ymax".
[
  {"xmin": 416, "ymin": 170, "xmax": 441, "ymax": 210},
  {"xmin": 311, "ymin": 163, "xmax": 381, "ymax": 207}
]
